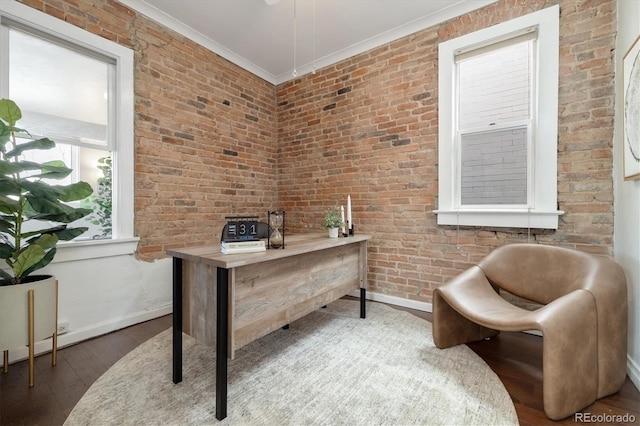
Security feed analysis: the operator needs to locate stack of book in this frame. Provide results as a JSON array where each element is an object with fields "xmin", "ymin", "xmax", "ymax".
[{"xmin": 221, "ymin": 239, "xmax": 266, "ymax": 254}]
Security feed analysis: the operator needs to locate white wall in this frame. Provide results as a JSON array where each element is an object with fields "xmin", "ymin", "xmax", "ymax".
[
  {"xmin": 2, "ymin": 255, "xmax": 172, "ymax": 365},
  {"xmin": 614, "ymin": 0, "xmax": 640, "ymax": 391}
]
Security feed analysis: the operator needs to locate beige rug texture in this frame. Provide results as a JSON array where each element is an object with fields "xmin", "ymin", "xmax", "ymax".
[{"xmin": 64, "ymin": 300, "xmax": 518, "ymax": 426}]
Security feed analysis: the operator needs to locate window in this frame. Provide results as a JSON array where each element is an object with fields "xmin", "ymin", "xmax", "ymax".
[
  {"xmin": 0, "ymin": 1, "xmax": 136, "ymax": 260},
  {"xmin": 435, "ymin": 5, "xmax": 563, "ymax": 229}
]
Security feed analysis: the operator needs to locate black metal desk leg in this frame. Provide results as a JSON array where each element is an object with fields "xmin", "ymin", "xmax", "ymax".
[
  {"xmin": 360, "ymin": 288, "xmax": 366, "ymax": 319},
  {"xmin": 216, "ymin": 267, "xmax": 229, "ymax": 420},
  {"xmin": 172, "ymin": 257, "xmax": 183, "ymax": 384}
]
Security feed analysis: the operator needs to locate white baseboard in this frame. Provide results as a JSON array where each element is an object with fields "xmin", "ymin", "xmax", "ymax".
[
  {"xmin": 2, "ymin": 304, "xmax": 172, "ymax": 367},
  {"xmin": 368, "ymin": 291, "xmax": 434, "ymax": 313},
  {"xmin": 628, "ymin": 354, "xmax": 640, "ymax": 392},
  {"xmin": 348, "ymin": 290, "xmax": 433, "ymax": 313}
]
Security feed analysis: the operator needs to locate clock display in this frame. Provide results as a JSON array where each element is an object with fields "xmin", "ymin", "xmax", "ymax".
[{"xmin": 224, "ymin": 216, "xmax": 259, "ymax": 242}]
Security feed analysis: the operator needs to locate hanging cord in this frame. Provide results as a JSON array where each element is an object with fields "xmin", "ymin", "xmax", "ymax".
[
  {"xmin": 292, "ymin": 0, "xmax": 297, "ymax": 77},
  {"xmin": 312, "ymin": 0, "xmax": 316, "ymax": 74},
  {"xmin": 456, "ymin": 211, "xmax": 461, "ymax": 251},
  {"xmin": 527, "ymin": 207, "xmax": 531, "ymax": 243}
]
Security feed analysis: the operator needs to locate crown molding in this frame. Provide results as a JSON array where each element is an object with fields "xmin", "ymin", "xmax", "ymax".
[{"xmin": 119, "ymin": 0, "xmax": 497, "ymax": 86}]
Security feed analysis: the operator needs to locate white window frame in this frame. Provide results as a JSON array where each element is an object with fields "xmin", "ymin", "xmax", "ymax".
[
  {"xmin": 0, "ymin": 1, "xmax": 137, "ymax": 261},
  {"xmin": 435, "ymin": 5, "xmax": 563, "ymax": 229}
]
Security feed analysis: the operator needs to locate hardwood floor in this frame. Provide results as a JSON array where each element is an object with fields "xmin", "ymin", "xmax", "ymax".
[
  {"xmin": 1, "ymin": 301, "xmax": 638, "ymax": 425},
  {"xmin": 0, "ymin": 315, "xmax": 172, "ymax": 426}
]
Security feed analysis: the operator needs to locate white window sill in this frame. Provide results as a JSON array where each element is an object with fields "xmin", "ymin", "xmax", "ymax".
[
  {"xmin": 53, "ymin": 237, "xmax": 140, "ymax": 263},
  {"xmin": 434, "ymin": 209, "xmax": 564, "ymax": 229}
]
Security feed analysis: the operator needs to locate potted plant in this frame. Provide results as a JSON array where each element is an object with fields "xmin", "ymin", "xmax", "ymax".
[
  {"xmin": 322, "ymin": 205, "xmax": 345, "ymax": 238},
  {"xmin": 0, "ymin": 98, "xmax": 93, "ymax": 385}
]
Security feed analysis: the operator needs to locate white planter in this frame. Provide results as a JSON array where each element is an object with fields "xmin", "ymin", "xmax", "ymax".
[
  {"xmin": 328, "ymin": 228, "xmax": 339, "ymax": 238},
  {"xmin": 0, "ymin": 275, "xmax": 58, "ymax": 386}
]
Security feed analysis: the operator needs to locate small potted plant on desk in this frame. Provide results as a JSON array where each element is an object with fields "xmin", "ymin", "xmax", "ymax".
[
  {"xmin": 322, "ymin": 206, "xmax": 345, "ymax": 238},
  {"xmin": 0, "ymin": 98, "xmax": 93, "ymax": 386}
]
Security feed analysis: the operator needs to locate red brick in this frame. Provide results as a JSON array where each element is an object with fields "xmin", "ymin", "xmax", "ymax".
[
  {"xmin": 276, "ymin": 0, "xmax": 615, "ymax": 303},
  {"xmin": 25, "ymin": 0, "xmax": 616, "ymax": 304}
]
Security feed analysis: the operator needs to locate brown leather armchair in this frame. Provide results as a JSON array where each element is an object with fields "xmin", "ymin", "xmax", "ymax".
[{"xmin": 433, "ymin": 244, "xmax": 628, "ymax": 420}]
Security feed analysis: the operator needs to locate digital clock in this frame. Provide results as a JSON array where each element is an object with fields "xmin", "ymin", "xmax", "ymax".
[{"xmin": 223, "ymin": 216, "xmax": 259, "ymax": 242}]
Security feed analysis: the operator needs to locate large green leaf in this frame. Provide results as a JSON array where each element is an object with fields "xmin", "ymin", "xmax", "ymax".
[
  {"xmin": 22, "ymin": 180, "xmax": 92, "ymax": 202},
  {"xmin": 11, "ymin": 126, "xmax": 29, "ymax": 135},
  {"xmin": 22, "ymin": 225, "xmax": 89, "ymax": 244},
  {"xmin": 4, "ymin": 137, "xmax": 56, "ymax": 158},
  {"xmin": 0, "ymin": 99, "xmax": 21, "ymax": 127},
  {"xmin": 20, "ymin": 246, "xmax": 56, "ymax": 279},
  {"xmin": 0, "ymin": 161, "xmax": 71, "ymax": 181},
  {"xmin": 26, "ymin": 195, "xmax": 80, "ymax": 215},
  {"xmin": 52, "ymin": 226, "xmax": 88, "ymax": 241},
  {"xmin": 0, "ymin": 159, "xmax": 45, "ymax": 175},
  {"xmin": 33, "ymin": 233, "xmax": 58, "ymax": 250},
  {"xmin": 24, "ymin": 196, "xmax": 92, "ymax": 223},
  {"xmin": 23, "ymin": 226, "xmax": 89, "ymax": 244},
  {"xmin": 37, "ymin": 160, "xmax": 73, "ymax": 180},
  {"xmin": 19, "ymin": 180, "xmax": 64, "ymax": 200},
  {"xmin": 0, "ymin": 242, "xmax": 13, "ymax": 259},
  {"xmin": 56, "ymin": 181, "xmax": 93, "ymax": 202},
  {"xmin": 11, "ymin": 243, "xmax": 46, "ymax": 279},
  {"xmin": 0, "ymin": 121, "xmax": 10, "ymax": 148},
  {"xmin": 0, "ymin": 195, "xmax": 21, "ymax": 214},
  {"xmin": 0, "ymin": 218, "xmax": 16, "ymax": 235},
  {"xmin": 29, "ymin": 210, "xmax": 92, "ymax": 224},
  {"xmin": 20, "ymin": 224, "xmax": 66, "ymax": 240},
  {"xmin": 0, "ymin": 178, "xmax": 22, "ymax": 197}
]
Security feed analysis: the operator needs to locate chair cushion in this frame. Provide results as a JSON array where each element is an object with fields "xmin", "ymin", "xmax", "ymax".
[{"xmin": 436, "ymin": 266, "xmax": 545, "ymax": 332}]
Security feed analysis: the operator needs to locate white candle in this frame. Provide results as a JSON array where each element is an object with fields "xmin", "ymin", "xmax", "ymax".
[
  {"xmin": 340, "ymin": 205, "xmax": 345, "ymax": 233},
  {"xmin": 347, "ymin": 195, "xmax": 352, "ymax": 230}
]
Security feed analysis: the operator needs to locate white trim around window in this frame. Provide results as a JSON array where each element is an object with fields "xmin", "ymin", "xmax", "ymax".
[
  {"xmin": 435, "ymin": 5, "xmax": 563, "ymax": 229},
  {"xmin": 0, "ymin": 1, "xmax": 138, "ymax": 258}
]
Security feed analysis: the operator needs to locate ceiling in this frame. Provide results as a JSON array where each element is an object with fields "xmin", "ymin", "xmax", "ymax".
[{"xmin": 119, "ymin": 0, "xmax": 496, "ymax": 85}]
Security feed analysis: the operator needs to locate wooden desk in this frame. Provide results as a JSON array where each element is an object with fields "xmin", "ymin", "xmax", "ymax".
[{"xmin": 167, "ymin": 233, "xmax": 370, "ymax": 421}]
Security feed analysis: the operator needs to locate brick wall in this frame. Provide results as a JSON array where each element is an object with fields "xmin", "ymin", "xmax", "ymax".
[
  {"xmin": 19, "ymin": 0, "xmax": 279, "ymax": 262},
  {"xmin": 24, "ymin": 0, "xmax": 616, "ymax": 304},
  {"xmin": 276, "ymin": 0, "xmax": 616, "ymax": 303},
  {"xmin": 132, "ymin": 17, "xmax": 278, "ymax": 259}
]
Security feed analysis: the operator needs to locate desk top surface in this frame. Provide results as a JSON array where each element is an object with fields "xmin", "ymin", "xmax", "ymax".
[{"xmin": 166, "ymin": 232, "xmax": 371, "ymax": 268}]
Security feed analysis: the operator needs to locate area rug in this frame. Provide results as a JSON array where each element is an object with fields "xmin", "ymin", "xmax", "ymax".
[{"xmin": 64, "ymin": 300, "xmax": 518, "ymax": 425}]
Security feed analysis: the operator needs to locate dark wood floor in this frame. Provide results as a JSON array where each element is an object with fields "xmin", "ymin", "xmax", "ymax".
[{"xmin": 1, "ymin": 301, "xmax": 638, "ymax": 425}]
